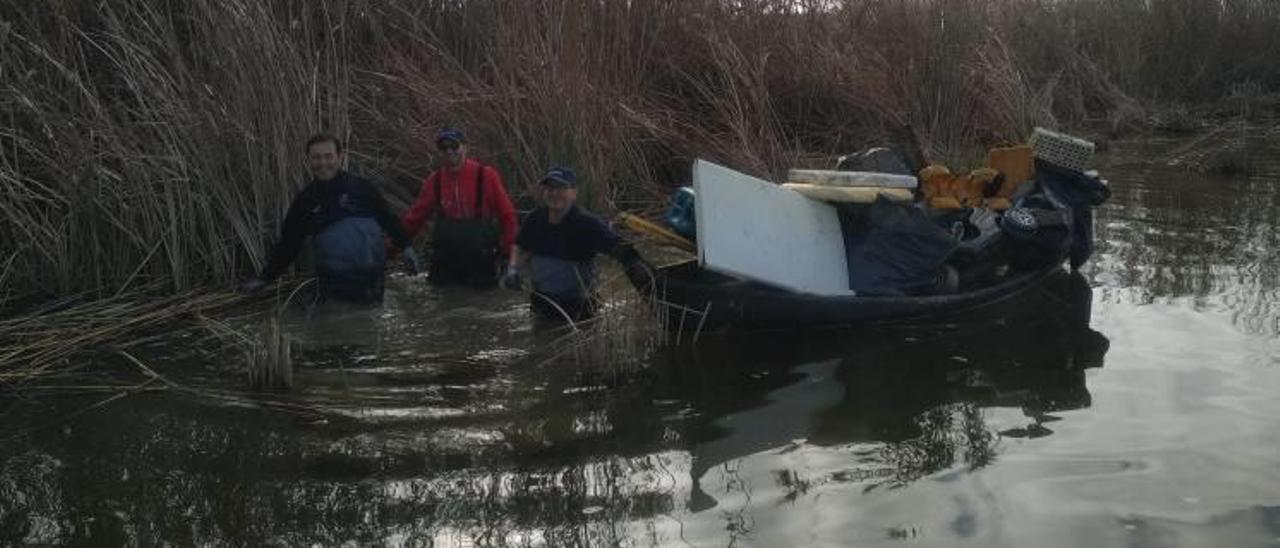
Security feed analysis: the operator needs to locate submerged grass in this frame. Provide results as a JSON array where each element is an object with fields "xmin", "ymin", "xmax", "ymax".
[
  {"xmin": 534, "ymin": 271, "xmax": 670, "ymax": 375},
  {"xmin": 0, "ymin": 280, "xmax": 311, "ymax": 394},
  {"xmin": 535, "ymin": 242, "xmax": 728, "ymax": 381},
  {"xmin": 0, "ymin": 288, "xmax": 243, "ymax": 386}
]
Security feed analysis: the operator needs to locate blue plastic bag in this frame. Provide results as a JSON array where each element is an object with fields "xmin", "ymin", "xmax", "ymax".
[{"xmin": 665, "ymin": 187, "xmax": 696, "ymax": 239}]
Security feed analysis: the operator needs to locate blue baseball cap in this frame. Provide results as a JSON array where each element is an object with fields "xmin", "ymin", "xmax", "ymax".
[
  {"xmin": 541, "ymin": 166, "xmax": 577, "ymax": 187},
  {"xmin": 436, "ymin": 127, "xmax": 465, "ymax": 145}
]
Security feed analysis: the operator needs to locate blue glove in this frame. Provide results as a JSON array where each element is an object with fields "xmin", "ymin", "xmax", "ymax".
[
  {"xmin": 401, "ymin": 248, "xmax": 421, "ymax": 275},
  {"xmin": 500, "ymin": 265, "xmax": 522, "ymax": 290}
]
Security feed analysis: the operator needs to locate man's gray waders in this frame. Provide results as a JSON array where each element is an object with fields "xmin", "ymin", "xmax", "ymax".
[{"xmin": 312, "ymin": 216, "xmax": 387, "ymax": 304}]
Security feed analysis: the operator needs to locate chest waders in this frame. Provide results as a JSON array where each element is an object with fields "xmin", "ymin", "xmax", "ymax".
[
  {"xmin": 528, "ymin": 254, "xmax": 598, "ymax": 321},
  {"xmin": 310, "ymin": 178, "xmax": 388, "ymax": 306},
  {"xmin": 429, "ymin": 167, "xmax": 500, "ymax": 287},
  {"xmin": 312, "ymin": 216, "xmax": 387, "ymax": 304}
]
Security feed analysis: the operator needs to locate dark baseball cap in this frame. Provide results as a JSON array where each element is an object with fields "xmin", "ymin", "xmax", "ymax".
[
  {"xmin": 541, "ymin": 166, "xmax": 576, "ymax": 187},
  {"xmin": 436, "ymin": 127, "xmax": 465, "ymax": 145}
]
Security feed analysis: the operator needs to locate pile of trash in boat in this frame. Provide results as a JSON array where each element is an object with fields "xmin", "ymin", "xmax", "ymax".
[{"xmin": 651, "ymin": 127, "xmax": 1111, "ymax": 298}]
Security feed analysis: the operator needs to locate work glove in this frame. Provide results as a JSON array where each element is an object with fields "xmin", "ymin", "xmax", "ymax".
[
  {"xmin": 500, "ymin": 265, "xmax": 522, "ymax": 290},
  {"xmin": 238, "ymin": 277, "xmax": 266, "ymax": 295},
  {"xmin": 612, "ymin": 243, "xmax": 655, "ymax": 292},
  {"xmin": 401, "ymin": 248, "xmax": 421, "ymax": 276}
]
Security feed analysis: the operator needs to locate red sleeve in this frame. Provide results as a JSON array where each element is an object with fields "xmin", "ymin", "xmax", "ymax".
[
  {"xmin": 484, "ymin": 166, "xmax": 519, "ymax": 256},
  {"xmin": 401, "ymin": 172, "xmax": 438, "ymax": 240}
]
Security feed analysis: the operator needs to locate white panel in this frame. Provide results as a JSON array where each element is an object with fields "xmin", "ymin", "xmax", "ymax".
[{"xmin": 693, "ymin": 159, "xmax": 852, "ymax": 296}]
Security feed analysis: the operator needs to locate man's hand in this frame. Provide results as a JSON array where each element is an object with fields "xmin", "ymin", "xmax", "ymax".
[
  {"xmin": 238, "ymin": 278, "xmax": 266, "ymax": 295},
  {"xmin": 613, "ymin": 243, "xmax": 655, "ymax": 292},
  {"xmin": 500, "ymin": 265, "xmax": 522, "ymax": 290},
  {"xmin": 401, "ymin": 248, "xmax": 422, "ymax": 276}
]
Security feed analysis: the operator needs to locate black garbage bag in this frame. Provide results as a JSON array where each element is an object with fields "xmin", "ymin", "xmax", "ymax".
[
  {"xmin": 941, "ymin": 207, "xmax": 1012, "ymax": 288},
  {"xmin": 999, "ymin": 201, "xmax": 1073, "ymax": 271},
  {"xmin": 1033, "ymin": 160, "xmax": 1111, "ymax": 269},
  {"xmin": 845, "ymin": 198, "xmax": 958, "ymax": 296},
  {"xmin": 836, "ymin": 147, "xmax": 912, "ymax": 175}
]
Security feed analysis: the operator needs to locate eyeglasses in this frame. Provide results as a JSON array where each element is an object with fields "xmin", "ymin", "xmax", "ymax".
[{"xmin": 437, "ymin": 142, "xmax": 460, "ymax": 152}]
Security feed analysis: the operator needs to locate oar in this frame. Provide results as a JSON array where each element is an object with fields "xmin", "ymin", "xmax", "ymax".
[{"xmin": 617, "ymin": 212, "xmax": 696, "ymax": 253}]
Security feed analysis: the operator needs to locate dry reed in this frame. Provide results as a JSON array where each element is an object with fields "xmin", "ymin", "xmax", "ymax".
[
  {"xmin": 535, "ymin": 264, "xmax": 673, "ymax": 374},
  {"xmin": 0, "ymin": 288, "xmax": 244, "ymax": 386},
  {"xmin": 200, "ymin": 310, "xmax": 295, "ymax": 392}
]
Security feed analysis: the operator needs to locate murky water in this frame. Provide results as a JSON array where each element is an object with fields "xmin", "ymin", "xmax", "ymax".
[{"xmin": 4, "ymin": 137, "xmax": 1280, "ymax": 547}]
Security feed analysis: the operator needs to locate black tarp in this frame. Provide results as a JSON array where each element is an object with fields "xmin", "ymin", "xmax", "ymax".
[
  {"xmin": 844, "ymin": 198, "xmax": 958, "ymax": 296},
  {"xmin": 1032, "ymin": 160, "xmax": 1111, "ymax": 269}
]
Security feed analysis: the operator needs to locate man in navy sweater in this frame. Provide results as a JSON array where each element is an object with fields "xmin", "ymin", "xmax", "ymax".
[{"xmin": 503, "ymin": 166, "xmax": 651, "ymax": 321}]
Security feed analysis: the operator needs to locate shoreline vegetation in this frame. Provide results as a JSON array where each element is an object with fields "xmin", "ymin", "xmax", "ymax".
[{"xmin": 2, "ymin": 0, "xmax": 1278, "ymax": 385}]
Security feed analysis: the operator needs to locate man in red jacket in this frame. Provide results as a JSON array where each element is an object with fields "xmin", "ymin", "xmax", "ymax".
[{"xmin": 402, "ymin": 128, "xmax": 518, "ymax": 288}]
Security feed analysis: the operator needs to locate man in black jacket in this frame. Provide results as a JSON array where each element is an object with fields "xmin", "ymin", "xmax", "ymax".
[{"xmin": 239, "ymin": 133, "xmax": 419, "ymax": 304}]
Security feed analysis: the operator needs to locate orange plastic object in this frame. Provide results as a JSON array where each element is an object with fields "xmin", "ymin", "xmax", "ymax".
[
  {"xmin": 921, "ymin": 165, "xmax": 1011, "ymax": 210},
  {"xmin": 919, "ymin": 165, "xmax": 953, "ymax": 202},
  {"xmin": 928, "ymin": 196, "xmax": 964, "ymax": 209},
  {"xmin": 983, "ymin": 197, "xmax": 1012, "ymax": 210},
  {"xmin": 987, "ymin": 145, "xmax": 1035, "ymax": 198}
]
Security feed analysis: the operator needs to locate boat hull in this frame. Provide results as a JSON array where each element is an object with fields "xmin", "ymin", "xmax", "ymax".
[{"xmin": 636, "ymin": 259, "xmax": 1065, "ymax": 333}]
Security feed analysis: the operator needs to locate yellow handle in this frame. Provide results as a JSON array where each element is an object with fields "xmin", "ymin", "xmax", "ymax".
[{"xmin": 618, "ymin": 212, "xmax": 696, "ymax": 252}]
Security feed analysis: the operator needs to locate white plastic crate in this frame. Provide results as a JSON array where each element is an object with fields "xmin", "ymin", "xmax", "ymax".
[{"xmin": 1029, "ymin": 127, "xmax": 1095, "ymax": 172}]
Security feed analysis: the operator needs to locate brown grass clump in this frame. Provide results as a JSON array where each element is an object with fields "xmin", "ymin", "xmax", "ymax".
[
  {"xmin": 1163, "ymin": 120, "xmax": 1255, "ymax": 175},
  {"xmin": 241, "ymin": 315, "xmax": 294, "ymax": 392},
  {"xmin": 0, "ymin": 288, "xmax": 244, "ymax": 388}
]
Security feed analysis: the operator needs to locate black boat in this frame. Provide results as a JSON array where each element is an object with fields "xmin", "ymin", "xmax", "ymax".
[
  {"xmin": 629, "ymin": 259, "xmax": 1062, "ymax": 332},
  {"xmin": 624, "ymin": 161, "xmax": 1111, "ymax": 333}
]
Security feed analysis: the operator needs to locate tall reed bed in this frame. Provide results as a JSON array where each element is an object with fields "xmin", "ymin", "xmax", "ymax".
[{"xmin": 1, "ymin": 0, "xmax": 1277, "ymax": 307}]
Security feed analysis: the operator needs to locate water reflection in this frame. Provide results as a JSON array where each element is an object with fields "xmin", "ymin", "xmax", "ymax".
[
  {"xmin": 0, "ymin": 271, "xmax": 1108, "ymax": 545},
  {"xmin": 671, "ymin": 271, "xmax": 1108, "ymax": 513},
  {"xmin": 1092, "ymin": 136, "xmax": 1280, "ymax": 335}
]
